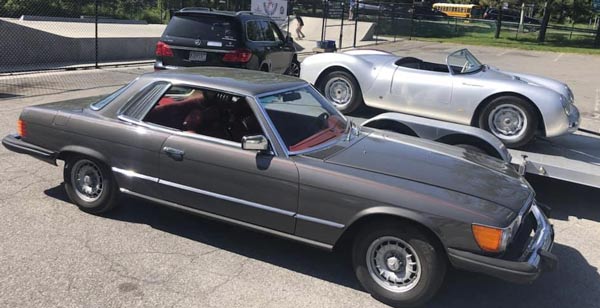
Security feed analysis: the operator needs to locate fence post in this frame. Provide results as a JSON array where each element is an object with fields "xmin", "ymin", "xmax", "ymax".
[
  {"xmin": 95, "ymin": 0, "xmax": 99, "ymax": 69},
  {"xmin": 409, "ymin": 4, "xmax": 415, "ymax": 40},
  {"xmin": 353, "ymin": 0, "xmax": 358, "ymax": 47},
  {"xmin": 392, "ymin": 4, "xmax": 397, "ymax": 42},
  {"xmin": 339, "ymin": 2, "xmax": 345, "ymax": 49},
  {"xmin": 375, "ymin": 1, "xmax": 381, "ymax": 45}
]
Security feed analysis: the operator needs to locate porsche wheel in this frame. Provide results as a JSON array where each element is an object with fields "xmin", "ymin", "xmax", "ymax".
[
  {"xmin": 352, "ymin": 222, "xmax": 446, "ymax": 307},
  {"xmin": 478, "ymin": 96, "xmax": 538, "ymax": 148},
  {"xmin": 64, "ymin": 155, "xmax": 119, "ymax": 214},
  {"xmin": 318, "ymin": 70, "xmax": 363, "ymax": 114}
]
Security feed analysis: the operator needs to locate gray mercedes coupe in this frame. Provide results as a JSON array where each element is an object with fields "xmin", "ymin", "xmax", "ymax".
[{"xmin": 3, "ymin": 68, "xmax": 556, "ymax": 307}]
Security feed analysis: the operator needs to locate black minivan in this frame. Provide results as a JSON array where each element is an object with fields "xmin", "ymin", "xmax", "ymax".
[{"xmin": 155, "ymin": 8, "xmax": 299, "ymax": 76}]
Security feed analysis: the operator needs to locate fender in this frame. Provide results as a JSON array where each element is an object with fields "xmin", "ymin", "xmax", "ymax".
[{"xmin": 58, "ymin": 145, "xmax": 110, "ymax": 165}]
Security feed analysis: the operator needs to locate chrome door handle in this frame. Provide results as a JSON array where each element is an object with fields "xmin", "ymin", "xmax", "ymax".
[{"xmin": 163, "ymin": 147, "xmax": 184, "ymax": 161}]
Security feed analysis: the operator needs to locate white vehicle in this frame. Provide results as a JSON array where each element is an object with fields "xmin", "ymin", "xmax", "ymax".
[{"xmin": 301, "ymin": 48, "xmax": 580, "ymax": 148}]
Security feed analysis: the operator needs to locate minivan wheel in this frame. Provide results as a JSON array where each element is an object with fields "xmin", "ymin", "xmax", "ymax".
[
  {"xmin": 352, "ymin": 223, "xmax": 446, "ymax": 307},
  {"xmin": 318, "ymin": 70, "xmax": 363, "ymax": 114},
  {"xmin": 64, "ymin": 156, "xmax": 119, "ymax": 214}
]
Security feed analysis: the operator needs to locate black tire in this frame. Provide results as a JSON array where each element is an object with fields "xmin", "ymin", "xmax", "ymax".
[
  {"xmin": 317, "ymin": 70, "xmax": 363, "ymax": 114},
  {"xmin": 285, "ymin": 59, "xmax": 301, "ymax": 77},
  {"xmin": 352, "ymin": 222, "xmax": 446, "ymax": 307},
  {"xmin": 478, "ymin": 96, "xmax": 538, "ymax": 148},
  {"xmin": 63, "ymin": 155, "xmax": 119, "ymax": 214}
]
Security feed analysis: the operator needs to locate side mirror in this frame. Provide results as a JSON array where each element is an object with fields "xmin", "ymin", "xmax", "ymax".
[{"xmin": 242, "ymin": 135, "xmax": 270, "ymax": 152}]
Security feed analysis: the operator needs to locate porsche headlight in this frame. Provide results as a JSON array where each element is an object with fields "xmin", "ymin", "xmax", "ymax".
[{"xmin": 559, "ymin": 95, "xmax": 571, "ymax": 116}]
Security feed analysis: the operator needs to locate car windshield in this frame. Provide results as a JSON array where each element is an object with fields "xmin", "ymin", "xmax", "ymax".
[
  {"xmin": 446, "ymin": 49, "xmax": 483, "ymax": 74},
  {"xmin": 257, "ymin": 86, "xmax": 348, "ymax": 153}
]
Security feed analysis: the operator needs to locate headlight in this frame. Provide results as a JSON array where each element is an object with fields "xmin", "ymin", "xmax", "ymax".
[
  {"xmin": 559, "ymin": 95, "xmax": 572, "ymax": 116},
  {"xmin": 472, "ymin": 216, "xmax": 521, "ymax": 253}
]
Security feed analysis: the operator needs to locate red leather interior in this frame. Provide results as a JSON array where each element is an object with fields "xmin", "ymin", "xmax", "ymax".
[{"xmin": 289, "ymin": 116, "xmax": 345, "ymax": 152}]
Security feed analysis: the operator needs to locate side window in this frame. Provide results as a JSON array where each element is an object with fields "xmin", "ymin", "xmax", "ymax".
[
  {"xmin": 247, "ymin": 20, "xmax": 265, "ymax": 41},
  {"xmin": 267, "ymin": 22, "xmax": 284, "ymax": 42},
  {"xmin": 120, "ymin": 82, "xmax": 170, "ymax": 120},
  {"xmin": 143, "ymin": 86, "xmax": 264, "ymax": 143}
]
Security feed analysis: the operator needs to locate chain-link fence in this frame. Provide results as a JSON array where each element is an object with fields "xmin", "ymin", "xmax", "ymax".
[
  {"xmin": 0, "ymin": 0, "xmax": 255, "ymax": 74},
  {"xmin": 1, "ymin": 0, "xmax": 599, "ymax": 74}
]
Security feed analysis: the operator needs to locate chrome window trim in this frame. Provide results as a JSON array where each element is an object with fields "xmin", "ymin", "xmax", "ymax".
[
  {"xmin": 90, "ymin": 79, "xmax": 138, "ymax": 111},
  {"xmin": 158, "ymin": 179, "xmax": 296, "ymax": 217},
  {"xmin": 295, "ymin": 214, "xmax": 345, "ymax": 229}
]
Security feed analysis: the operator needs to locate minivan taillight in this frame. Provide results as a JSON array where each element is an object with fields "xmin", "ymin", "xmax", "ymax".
[
  {"xmin": 17, "ymin": 119, "xmax": 26, "ymax": 137},
  {"xmin": 156, "ymin": 41, "xmax": 174, "ymax": 57},
  {"xmin": 222, "ymin": 49, "xmax": 252, "ymax": 63}
]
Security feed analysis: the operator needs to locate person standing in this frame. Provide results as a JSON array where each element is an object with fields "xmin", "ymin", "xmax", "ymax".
[
  {"xmin": 295, "ymin": 14, "xmax": 305, "ymax": 40},
  {"xmin": 349, "ymin": 0, "xmax": 355, "ymax": 20}
]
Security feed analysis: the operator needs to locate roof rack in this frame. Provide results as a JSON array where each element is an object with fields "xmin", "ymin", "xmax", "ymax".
[
  {"xmin": 180, "ymin": 7, "xmax": 213, "ymax": 12},
  {"xmin": 235, "ymin": 11, "xmax": 267, "ymax": 16}
]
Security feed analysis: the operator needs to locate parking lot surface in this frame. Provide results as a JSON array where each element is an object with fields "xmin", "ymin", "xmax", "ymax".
[{"xmin": 1, "ymin": 41, "xmax": 599, "ymax": 307}]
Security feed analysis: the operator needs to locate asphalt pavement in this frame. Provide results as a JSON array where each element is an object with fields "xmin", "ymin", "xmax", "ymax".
[{"xmin": 1, "ymin": 41, "xmax": 600, "ymax": 308}]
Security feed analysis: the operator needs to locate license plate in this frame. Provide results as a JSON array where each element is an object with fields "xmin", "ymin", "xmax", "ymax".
[{"xmin": 189, "ymin": 51, "xmax": 206, "ymax": 62}]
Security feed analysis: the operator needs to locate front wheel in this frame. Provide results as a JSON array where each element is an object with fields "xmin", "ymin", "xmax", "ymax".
[
  {"xmin": 352, "ymin": 222, "xmax": 446, "ymax": 307},
  {"xmin": 64, "ymin": 156, "xmax": 119, "ymax": 214},
  {"xmin": 317, "ymin": 70, "xmax": 363, "ymax": 114},
  {"xmin": 478, "ymin": 96, "xmax": 538, "ymax": 148}
]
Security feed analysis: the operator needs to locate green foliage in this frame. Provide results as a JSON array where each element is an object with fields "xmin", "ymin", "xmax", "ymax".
[{"xmin": 0, "ymin": 0, "xmax": 191, "ymax": 23}]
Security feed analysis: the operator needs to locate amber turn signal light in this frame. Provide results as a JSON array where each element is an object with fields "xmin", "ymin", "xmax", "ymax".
[
  {"xmin": 472, "ymin": 224, "xmax": 503, "ymax": 253},
  {"xmin": 17, "ymin": 119, "xmax": 26, "ymax": 137}
]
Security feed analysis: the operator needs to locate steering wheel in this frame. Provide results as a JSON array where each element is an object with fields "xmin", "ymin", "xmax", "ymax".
[{"xmin": 316, "ymin": 112, "xmax": 330, "ymax": 129}]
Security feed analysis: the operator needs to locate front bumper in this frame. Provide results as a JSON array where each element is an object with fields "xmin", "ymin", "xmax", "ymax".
[
  {"xmin": 448, "ymin": 203, "xmax": 557, "ymax": 284},
  {"xmin": 2, "ymin": 134, "xmax": 57, "ymax": 165}
]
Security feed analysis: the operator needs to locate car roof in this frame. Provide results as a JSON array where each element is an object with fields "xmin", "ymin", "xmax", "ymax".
[
  {"xmin": 174, "ymin": 8, "xmax": 273, "ymax": 21},
  {"xmin": 145, "ymin": 67, "xmax": 307, "ymax": 97}
]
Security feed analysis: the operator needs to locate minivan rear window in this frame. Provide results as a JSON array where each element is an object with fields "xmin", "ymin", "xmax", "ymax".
[{"xmin": 164, "ymin": 15, "xmax": 240, "ymax": 44}]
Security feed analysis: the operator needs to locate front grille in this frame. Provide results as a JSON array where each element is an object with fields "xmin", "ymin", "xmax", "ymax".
[{"xmin": 502, "ymin": 210, "xmax": 537, "ymax": 261}]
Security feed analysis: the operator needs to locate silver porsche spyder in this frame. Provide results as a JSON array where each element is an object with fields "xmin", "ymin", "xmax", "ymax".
[{"xmin": 300, "ymin": 48, "xmax": 580, "ymax": 147}]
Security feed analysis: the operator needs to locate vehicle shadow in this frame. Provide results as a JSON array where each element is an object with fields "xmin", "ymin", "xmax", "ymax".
[{"xmin": 45, "ymin": 181, "xmax": 600, "ymax": 307}]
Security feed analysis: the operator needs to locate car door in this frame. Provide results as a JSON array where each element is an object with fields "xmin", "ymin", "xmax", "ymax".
[
  {"xmin": 267, "ymin": 21, "xmax": 295, "ymax": 73},
  {"xmin": 106, "ymin": 81, "xmax": 173, "ymax": 199},
  {"xmin": 148, "ymin": 87, "xmax": 299, "ymax": 233},
  {"xmin": 389, "ymin": 66, "xmax": 453, "ymax": 121}
]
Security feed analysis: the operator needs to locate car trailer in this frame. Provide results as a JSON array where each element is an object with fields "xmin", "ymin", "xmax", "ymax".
[
  {"xmin": 357, "ymin": 113, "xmax": 600, "ymax": 189},
  {"xmin": 510, "ymin": 129, "xmax": 600, "ymax": 189}
]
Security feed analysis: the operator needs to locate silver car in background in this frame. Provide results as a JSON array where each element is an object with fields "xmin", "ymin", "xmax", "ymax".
[{"xmin": 301, "ymin": 48, "xmax": 580, "ymax": 148}]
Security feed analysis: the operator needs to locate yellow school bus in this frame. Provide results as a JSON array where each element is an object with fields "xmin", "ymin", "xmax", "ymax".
[{"xmin": 432, "ymin": 3, "xmax": 482, "ymax": 18}]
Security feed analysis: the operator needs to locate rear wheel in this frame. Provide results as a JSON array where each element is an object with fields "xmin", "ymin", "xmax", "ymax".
[
  {"xmin": 318, "ymin": 70, "xmax": 363, "ymax": 114},
  {"xmin": 64, "ymin": 156, "xmax": 119, "ymax": 214},
  {"xmin": 478, "ymin": 96, "xmax": 538, "ymax": 148},
  {"xmin": 352, "ymin": 222, "xmax": 446, "ymax": 307},
  {"xmin": 285, "ymin": 59, "xmax": 301, "ymax": 77}
]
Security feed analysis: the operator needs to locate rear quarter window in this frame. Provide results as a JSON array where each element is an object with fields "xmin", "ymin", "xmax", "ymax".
[{"xmin": 164, "ymin": 15, "xmax": 241, "ymax": 46}]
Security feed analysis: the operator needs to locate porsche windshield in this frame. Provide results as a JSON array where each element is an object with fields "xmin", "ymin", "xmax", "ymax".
[
  {"xmin": 257, "ymin": 86, "xmax": 348, "ymax": 153},
  {"xmin": 447, "ymin": 49, "xmax": 483, "ymax": 74}
]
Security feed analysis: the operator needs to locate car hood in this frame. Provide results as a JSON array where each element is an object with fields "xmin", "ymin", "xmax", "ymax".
[
  {"xmin": 482, "ymin": 66, "xmax": 570, "ymax": 98},
  {"xmin": 324, "ymin": 131, "xmax": 531, "ymax": 212}
]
